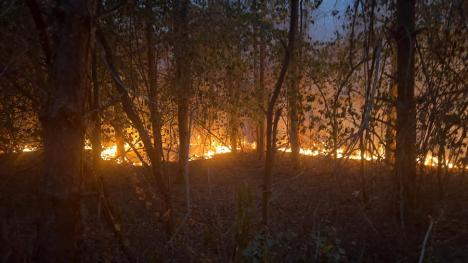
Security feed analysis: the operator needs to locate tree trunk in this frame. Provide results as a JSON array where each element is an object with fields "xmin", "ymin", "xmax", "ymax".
[
  {"xmin": 385, "ymin": 54, "xmax": 397, "ymax": 165},
  {"xmin": 174, "ymin": 0, "xmax": 191, "ymax": 184},
  {"xmin": 36, "ymin": 0, "xmax": 96, "ymax": 261},
  {"xmin": 97, "ymin": 29, "xmax": 174, "ymax": 236},
  {"xmin": 262, "ymin": 0, "xmax": 298, "ymax": 226},
  {"xmin": 395, "ymin": 0, "xmax": 417, "ymax": 226},
  {"xmin": 288, "ymin": 0, "xmax": 304, "ymax": 169},
  {"xmin": 146, "ymin": 20, "xmax": 163, "ymax": 175},
  {"xmin": 288, "ymin": 54, "xmax": 300, "ymax": 168}
]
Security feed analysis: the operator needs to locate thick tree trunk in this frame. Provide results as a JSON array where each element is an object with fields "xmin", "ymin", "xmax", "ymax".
[
  {"xmin": 262, "ymin": 0, "xmax": 298, "ymax": 226},
  {"xmin": 287, "ymin": 1, "xmax": 304, "ymax": 169},
  {"xmin": 36, "ymin": 0, "xmax": 96, "ymax": 261},
  {"xmin": 395, "ymin": 0, "xmax": 417, "ymax": 226},
  {"xmin": 174, "ymin": 0, "xmax": 191, "ymax": 184}
]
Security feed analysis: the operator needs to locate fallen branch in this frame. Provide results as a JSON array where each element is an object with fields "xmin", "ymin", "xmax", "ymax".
[{"xmin": 418, "ymin": 217, "xmax": 434, "ymax": 263}]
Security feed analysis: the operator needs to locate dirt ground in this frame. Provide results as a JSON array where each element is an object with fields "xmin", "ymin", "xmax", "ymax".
[{"xmin": 1, "ymin": 152, "xmax": 467, "ymax": 262}]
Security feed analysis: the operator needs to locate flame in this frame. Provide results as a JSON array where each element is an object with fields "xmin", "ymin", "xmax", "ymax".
[
  {"xmin": 100, "ymin": 144, "xmax": 131, "ymax": 163},
  {"xmin": 100, "ymin": 145, "xmax": 118, "ymax": 160},
  {"xmin": 190, "ymin": 144, "xmax": 234, "ymax": 160},
  {"xmin": 421, "ymin": 152, "xmax": 459, "ymax": 169},
  {"xmin": 15, "ymin": 142, "xmax": 466, "ymax": 169},
  {"xmin": 21, "ymin": 146, "xmax": 38, "ymax": 152}
]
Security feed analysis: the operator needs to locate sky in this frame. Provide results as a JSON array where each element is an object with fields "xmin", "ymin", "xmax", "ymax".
[{"xmin": 309, "ymin": 0, "xmax": 354, "ymax": 41}]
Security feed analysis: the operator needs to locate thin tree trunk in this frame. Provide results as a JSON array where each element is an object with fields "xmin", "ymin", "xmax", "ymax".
[
  {"xmin": 97, "ymin": 29, "xmax": 174, "ymax": 236},
  {"xmin": 36, "ymin": 0, "xmax": 96, "ymax": 261},
  {"xmin": 262, "ymin": 0, "xmax": 298, "ymax": 226},
  {"xmin": 395, "ymin": 0, "xmax": 417, "ymax": 226},
  {"xmin": 359, "ymin": 133, "xmax": 368, "ymax": 202}
]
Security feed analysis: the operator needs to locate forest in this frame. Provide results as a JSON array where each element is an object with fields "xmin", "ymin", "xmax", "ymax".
[{"xmin": 0, "ymin": 0, "xmax": 467, "ymax": 262}]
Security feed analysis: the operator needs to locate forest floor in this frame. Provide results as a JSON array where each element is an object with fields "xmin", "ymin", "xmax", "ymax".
[{"xmin": 1, "ymin": 152, "xmax": 467, "ymax": 262}]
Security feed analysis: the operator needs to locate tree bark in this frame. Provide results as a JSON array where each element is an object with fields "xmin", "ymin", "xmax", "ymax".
[
  {"xmin": 395, "ymin": 0, "xmax": 417, "ymax": 226},
  {"xmin": 35, "ymin": 0, "xmax": 96, "ymax": 261}
]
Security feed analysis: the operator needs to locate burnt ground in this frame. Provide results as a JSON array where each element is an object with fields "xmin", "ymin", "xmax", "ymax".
[{"xmin": 1, "ymin": 152, "xmax": 467, "ymax": 262}]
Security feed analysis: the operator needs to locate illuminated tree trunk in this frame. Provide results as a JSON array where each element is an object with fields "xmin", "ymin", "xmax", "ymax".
[
  {"xmin": 395, "ymin": 0, "xmax": 417, "ymax": 225},
  {"xmin": 262, "ymin": 0, "xmax": 298, "ymax": 226},
  {"xmin": 36, "ymin": 0, "xmax": 96, "ymax": 261},
  {"xmin": 174, "ymin": 0, "xmax": 191, "ymax": 184}
]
